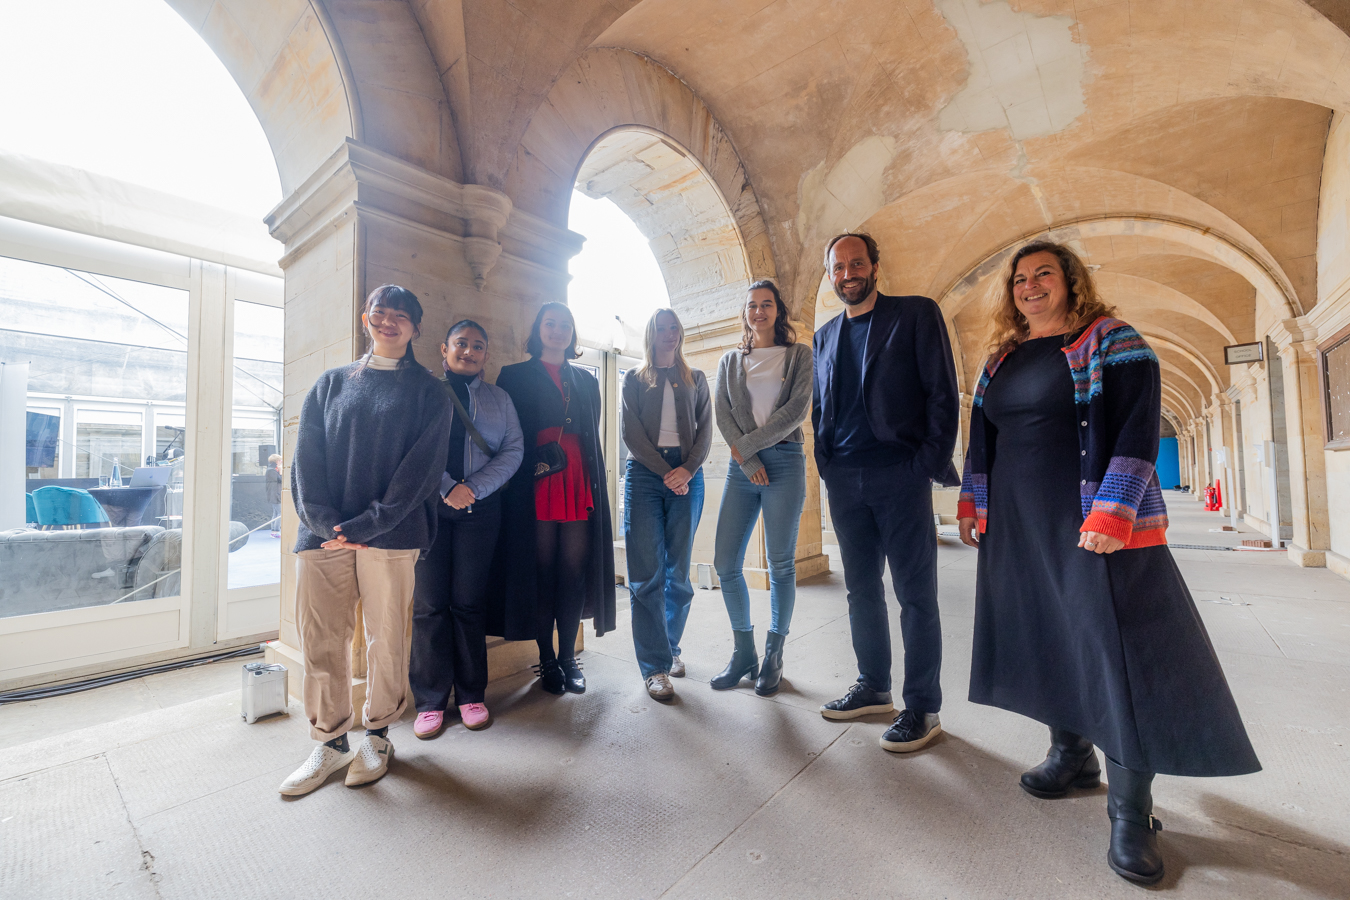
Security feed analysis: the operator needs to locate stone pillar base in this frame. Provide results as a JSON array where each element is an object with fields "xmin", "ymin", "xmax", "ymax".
[
  {"xmin": 264, "ymin": 626, "xmax": 584, "ymax": 708},
  {"xmin": 1286, "ymin": 543, "xmax": 1327, "ymax": 567},
  {"xmin": 1326, "ymin": 551, "xmax": 1350, "ymax": 581}
]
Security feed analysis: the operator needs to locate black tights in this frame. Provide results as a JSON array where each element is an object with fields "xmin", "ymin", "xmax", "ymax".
[{"xmin": 535, "ymin": 520, "xmax": 590, "ymax": 663}]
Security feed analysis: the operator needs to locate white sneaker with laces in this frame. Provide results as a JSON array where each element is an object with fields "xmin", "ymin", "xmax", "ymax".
[
  {"xmin": 278, "ymin": 743, "xmax": 356, "ymax": 796},
  {"xmin": 345, "ymin": 733, "xmax": 394, "ymax": 786},
  {"xmin": 669, "ymin": 655, "xmax": 686, "ymax": 678},
  {"xmin": 646, "ymin": 672, "xmax": 675, "ymax": 700}
]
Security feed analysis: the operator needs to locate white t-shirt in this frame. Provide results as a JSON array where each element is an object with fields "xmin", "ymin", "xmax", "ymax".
[
  {"xmin": 743, "ymin": 346, "xmax": 788, "ymax": 429},
  {"xmin": 657, "ymin": 378, "xmax": 680, "ymax": 447},
  {"xmin": 367, "ymin": 354, "xmax": 400, "ymax": 370}
]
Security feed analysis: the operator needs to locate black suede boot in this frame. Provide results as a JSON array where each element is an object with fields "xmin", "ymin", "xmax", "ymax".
[
  {"xmin": 1105, "ymin": 757, "xmax": 1164, "ymax": 885},
  {"xmin": 710, "ymin": 629, "xmax": 758, "ymax": 690},
  {"xmin": 1020, "ymin": 727, "xmax": 1101, "ymax": 798},
  {"xmin": 755, "ymin": 631, "xmax": 785, "ymax": 696}
]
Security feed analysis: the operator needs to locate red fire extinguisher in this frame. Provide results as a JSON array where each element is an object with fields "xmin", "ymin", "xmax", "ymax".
[{"xmin": 1204, "ymin": 480, "xmax": 1222, "ymax": 511}]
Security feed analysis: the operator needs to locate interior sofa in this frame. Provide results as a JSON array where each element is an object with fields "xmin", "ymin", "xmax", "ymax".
[{"xmin": 0, "ymin": 522, "xmax": 249, "ymax": 618}]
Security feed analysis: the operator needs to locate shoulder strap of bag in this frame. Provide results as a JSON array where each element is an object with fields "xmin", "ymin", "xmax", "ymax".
[{"xmin": 445, "ymin": 382, "xmax": 491, "ymax": 454}]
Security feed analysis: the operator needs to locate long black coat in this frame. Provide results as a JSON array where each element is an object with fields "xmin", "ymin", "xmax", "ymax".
[{"xmin": 487, "ymin": 358, "xmax": 616, "ymax": 640}]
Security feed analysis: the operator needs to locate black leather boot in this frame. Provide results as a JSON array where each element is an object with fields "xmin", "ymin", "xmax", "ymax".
[
  {"xmin": 710, "ymin": 629, "xmax": 758, "ymax": 690},
  {"xmin": 755, "ymin": 631, "xmax": 785, "ymax": 696},
  {"xmin": 1020, "ymin": 727, "xmax": 1101, "ymax": 798},
  {"xmin": 1105, "ymin": 757, "xmax": 1164, "ymax": 885}
]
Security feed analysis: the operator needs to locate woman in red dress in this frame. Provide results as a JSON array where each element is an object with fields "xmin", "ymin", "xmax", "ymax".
[{"xmin": 489, "ymin": 303, "xmax": 616, "ymax": 694}]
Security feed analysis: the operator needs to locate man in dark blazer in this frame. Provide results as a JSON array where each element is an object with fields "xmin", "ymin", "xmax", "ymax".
[{"xmin": 812, "ymin": 232, "xmax": 960, "ymax": 754}]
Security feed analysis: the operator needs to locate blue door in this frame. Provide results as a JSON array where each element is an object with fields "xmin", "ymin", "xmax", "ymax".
[{"xmin": 1156, "ymin": 437, "xmax": 1180, "ymax": 489}]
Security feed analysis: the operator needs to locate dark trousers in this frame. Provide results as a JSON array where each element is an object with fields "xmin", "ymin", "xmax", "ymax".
[
  {"xmin": 824, "ymin": 462, "xmax": 942, "ymax": 713},
  {"xmin": 409, "ymin": 493, "xmax": 502, "ymax": 710}
]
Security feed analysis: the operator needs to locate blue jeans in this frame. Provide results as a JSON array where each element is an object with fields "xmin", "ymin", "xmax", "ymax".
[
  {"xmin": 624, "ymin": 448, "xmax": 705, "ymax": 677},
  {"xmin": 714, "ymin": 442, "xmax": 806, "ymax": 636}
]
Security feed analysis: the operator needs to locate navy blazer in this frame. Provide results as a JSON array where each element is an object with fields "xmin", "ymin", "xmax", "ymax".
[{"xmin": 811, "ymin": 293, "xmax": 961, "ymax": 485}]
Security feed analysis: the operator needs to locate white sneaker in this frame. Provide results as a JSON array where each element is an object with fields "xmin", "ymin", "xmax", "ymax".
[
  {"xmin": 669, "ymin": 655, "xmax": 686, "ymax": 678},
  {"xmin": 646, "ymin": 673, "xmax": 675, "ymax": 700},
  {"xmin": 278, "ymin": 743, "xmax": 356, "ymax": 796},
  {"xmin": 345, "ymin": 733, "xmax": 394, "ymax": 786}
]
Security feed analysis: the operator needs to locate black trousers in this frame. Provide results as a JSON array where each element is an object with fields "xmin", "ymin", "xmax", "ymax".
[
  {"xmin": 409, "ymin": 493, "xmax": 502, "ymax": 710},
  {"xmin": 823, "ymin": 462, "xmax": 942, "ymax": 713}
]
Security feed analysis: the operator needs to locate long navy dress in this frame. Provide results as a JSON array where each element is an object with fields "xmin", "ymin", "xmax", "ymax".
[{"xmin": 969, "ymin": 335, "xmax": 1260, "ymax": 777}]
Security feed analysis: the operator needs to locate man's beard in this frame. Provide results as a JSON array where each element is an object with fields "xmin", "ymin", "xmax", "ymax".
[{"xmin": 833, "ymin": 272, "xmax": 877, "ymax": 306}]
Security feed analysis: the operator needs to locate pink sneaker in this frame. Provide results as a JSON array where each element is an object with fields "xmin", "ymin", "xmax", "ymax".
[
  {"xmin": 459, "ymin": 702, "xmax": 491, "ymax": 730},
  {"xmin": 413, "ymin": 710, "xmax": 445, "ymax": 740}
]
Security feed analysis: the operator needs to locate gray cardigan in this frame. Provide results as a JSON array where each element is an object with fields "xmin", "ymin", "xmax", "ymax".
[
  {"xmin": 620, "ymin": 366, "xmax": 713, "ymax": 476},
  {"xmin": 715, "ymin": 342, "xmax": 813, "ymax": 478}
]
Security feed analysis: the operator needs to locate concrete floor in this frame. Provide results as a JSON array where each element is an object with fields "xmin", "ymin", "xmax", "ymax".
[{"xmin": 2, "ymin": 495, "xmax": 1348, "ymax": 899}]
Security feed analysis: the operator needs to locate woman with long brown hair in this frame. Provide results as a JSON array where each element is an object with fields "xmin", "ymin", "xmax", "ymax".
[
  {"xmin": 710, "ymin": 280, "xmax": 812, "ymax": 695},
  {"xmin": 489, "ymin": 302, "xmax": 616, "ymax": 696},
  {"xmin": 957, "ymin": 241, "xmax": 1259, "ymax": 883}
]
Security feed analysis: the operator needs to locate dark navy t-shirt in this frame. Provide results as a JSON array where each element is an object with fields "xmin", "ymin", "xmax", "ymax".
[{"xmin": 831, "ymin": 310, "xmax": 905, "ymax": 468}]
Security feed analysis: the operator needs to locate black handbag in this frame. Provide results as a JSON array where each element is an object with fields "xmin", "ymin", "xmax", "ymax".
[{"xmin": 533, "ymin": 381, "xmax": 571, "ymax": 479}]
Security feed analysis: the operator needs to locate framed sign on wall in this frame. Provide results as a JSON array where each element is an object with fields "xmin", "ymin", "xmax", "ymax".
[{"xmin": 1224, "ymin": 342, "xmax": 1264, "ymax": 365}]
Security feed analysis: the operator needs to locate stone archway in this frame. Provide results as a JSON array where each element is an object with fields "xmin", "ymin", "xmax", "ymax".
[{"xmin": 517, "ymin": 59, "xmax": 829, "ymax": 584}]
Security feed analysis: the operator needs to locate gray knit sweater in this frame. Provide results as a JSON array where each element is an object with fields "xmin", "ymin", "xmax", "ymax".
[
  {"xmin": 291, "ymin": 361, "xmax": 450, "ymax": 553},
  {"xmin": 714, "ymin": 342, "xmax": 813, "ymax": 477}
]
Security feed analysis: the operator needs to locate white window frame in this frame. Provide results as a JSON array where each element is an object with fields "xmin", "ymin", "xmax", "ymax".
[{"xmin": 0, "ymin": 214, "xmax": 282, "ymax": 686}]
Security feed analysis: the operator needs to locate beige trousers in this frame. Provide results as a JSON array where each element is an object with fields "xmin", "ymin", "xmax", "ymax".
[{"xmin": 295, "ymin": 547, "xmax": 420, "ymax": 741}]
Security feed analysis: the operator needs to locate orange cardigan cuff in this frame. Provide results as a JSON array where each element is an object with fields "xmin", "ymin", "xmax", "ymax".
[
  {"xmin": 956, "ymin": 501, "xmax": 977, "ymax": 520},
  {"xmin": 1080, "ymin": 510, "xmax": 1134, "ymax": 544}
]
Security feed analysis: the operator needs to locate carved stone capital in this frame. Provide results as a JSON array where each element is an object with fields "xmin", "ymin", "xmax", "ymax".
[{"xmin": 265, "ymin": 138, "xmax": 579, "ymax": 289}]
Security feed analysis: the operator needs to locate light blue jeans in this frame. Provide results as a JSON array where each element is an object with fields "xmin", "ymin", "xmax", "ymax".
[
  {"xmin": 713, "ymin": 442, "xmax": 806, "ymax": 636},
  {"xmin": 625, "ymin": 448, "xmax": 705, "ymax": 677}
]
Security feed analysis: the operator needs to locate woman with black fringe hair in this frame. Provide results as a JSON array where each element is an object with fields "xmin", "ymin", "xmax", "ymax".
[{"xmin": 280, "ymin": 284, "xmax": 450, "ymax": 797}]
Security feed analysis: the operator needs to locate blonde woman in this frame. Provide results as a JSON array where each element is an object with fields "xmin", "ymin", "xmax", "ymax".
[
  {"xmin": 958, "ymin": 240, "xmax": 1259, "ymax": 883},
  {"xmin": 620, "ymin": 308, "xmax": 711, "ymax": 700}
]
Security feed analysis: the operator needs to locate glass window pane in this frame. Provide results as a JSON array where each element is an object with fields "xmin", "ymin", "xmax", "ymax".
[
  {"xmin": 1326, "ymin": 336, "xmax": 1350, "ymax": 443},
  {"xmin": 227, "ymin": 300, "xmax": 283, "ymax": 590},
  {"xmin": 25, "ymin": 407, "xmax": 61, "ymax": 481},
  {"xmin": 0, "ymin": 255, "xmax": 189, "ymax": 617},
  {"xmin": 75, "ymin": 410, "xmax": 143, "ymax": 478}
]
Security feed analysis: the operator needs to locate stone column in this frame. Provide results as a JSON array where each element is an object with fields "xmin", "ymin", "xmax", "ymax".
[
  {"xmin": 1212, "ymin": 393, "xmax": 1235, "ymax": 518},
  {"xmin": 1274, "ymin": 321, "xmax": 1331, "ymax": 566},
  {"xmin": 262, "ymin": 139, "xmax": 584, "ymax": 701}
]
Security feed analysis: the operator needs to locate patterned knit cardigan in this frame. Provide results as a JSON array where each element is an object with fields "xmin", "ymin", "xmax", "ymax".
[{"xmin": 957, "ymin": 316, "xmax": 1169, "ymax": 548}]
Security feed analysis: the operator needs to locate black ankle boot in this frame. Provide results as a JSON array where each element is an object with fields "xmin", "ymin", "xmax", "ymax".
[
  {"xmin": 710, "ymin": 630, "xmax": 758, "ymax": 690},
  {"xmin": 755, "ymin": 631, "xmax": 785, "ymax": 696},
  {"xmin": 535, "ymin": 658, "xmax": 565, "ymax": 695},
  {"xmin": 1105, "ymin": 757, "xmax": 1164, "ymax": 885},
  {"xmin": 1020, "ymin": 727, "xmax": 1101, "ymax": 798},
  {"xmin": 559, "ymin": 657, "xmax": 586, "ymax": 694}
]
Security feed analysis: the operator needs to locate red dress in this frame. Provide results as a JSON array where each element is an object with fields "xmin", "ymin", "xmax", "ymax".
[{"xmin": 535, "ymin": 361, "xmax": 594, "ymax": 523}]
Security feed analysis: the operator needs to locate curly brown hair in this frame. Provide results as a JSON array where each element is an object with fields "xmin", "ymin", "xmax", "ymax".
[{"xmin": 986, "ymin": 240, "xmax": 1116, "ymax": 357}]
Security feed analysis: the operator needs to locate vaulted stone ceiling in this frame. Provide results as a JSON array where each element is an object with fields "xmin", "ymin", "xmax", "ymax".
[{"xmin": 228, "ymin": 0, "xmax": 1350, "ymax": 426}]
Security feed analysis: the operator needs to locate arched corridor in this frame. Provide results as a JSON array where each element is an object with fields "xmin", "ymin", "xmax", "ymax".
[{"xmin": 4, "ymin": 0, "xmax": 1350, "ymax": 896}]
